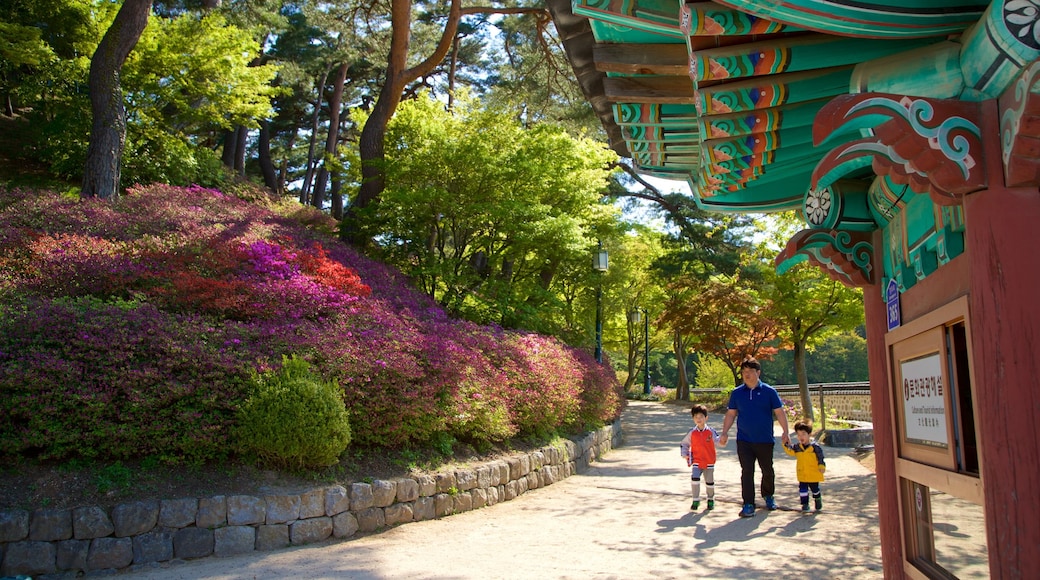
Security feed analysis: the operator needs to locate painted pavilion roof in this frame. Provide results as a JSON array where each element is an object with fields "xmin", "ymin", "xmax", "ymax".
[{"xmin": 548, "ymin": 0, "xmax": 1040, "ymax": 288}]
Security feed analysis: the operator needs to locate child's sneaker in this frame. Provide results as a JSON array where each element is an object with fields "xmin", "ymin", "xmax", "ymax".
[
  {"xmin": 765, "ymin": 496, "xmax": 779, "ymax": 510},
  {"xmin": 691, "ymin": 500, "xmax": 700, "ymax": 510},
  {"xmin": 706, "ymin": 499, "xmax": 714, "ymax": 511},
  {"xmin": 815, "ymin": 497, "xmax": 823, "ymax": 511},
  {"xmin": 801, "ymin": 503, "xmax": 811, "ymax": 513},
  {"xmin": 739, "ymin": 503, "xmax": 755, "ymax": 517}
]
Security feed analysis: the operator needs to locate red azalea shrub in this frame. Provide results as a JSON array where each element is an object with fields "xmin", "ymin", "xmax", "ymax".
[{"xmin": 0, "ymin": 184, "xmax": 622, "ymax": 464}]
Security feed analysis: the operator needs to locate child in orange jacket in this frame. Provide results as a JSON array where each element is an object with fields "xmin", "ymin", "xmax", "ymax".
[{"xmin": 680, "ymin": 404, "xmax": 720, "ymax": 510}]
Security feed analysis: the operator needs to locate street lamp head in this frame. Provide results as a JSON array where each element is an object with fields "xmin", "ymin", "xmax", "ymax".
[{"xmin": 593, "ymin": 250, "xmax": 609, "ymax": 272}]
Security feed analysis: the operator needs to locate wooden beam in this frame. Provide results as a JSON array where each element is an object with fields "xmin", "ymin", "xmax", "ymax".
[
  {"xmin": 603, "ymin": 76, "xmax": 695, "ymax": 104},
  {"xmin": 593, "ymin": 44, "xmax": 689, "ymax": 76}
]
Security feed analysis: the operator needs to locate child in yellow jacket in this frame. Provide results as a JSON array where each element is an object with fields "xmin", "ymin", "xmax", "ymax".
[{"xmin": 784, "ymin": 420, "xmax": 826, "ymax": 512}]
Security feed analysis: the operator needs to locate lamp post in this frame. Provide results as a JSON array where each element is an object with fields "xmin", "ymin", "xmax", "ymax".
[
  {"xmin": 633, "ymin": 307, "xmax": 651, "ymax": 394},
  {"xmin": 593, "ymin": 246, "xmax": 608, "ymax": 363}
]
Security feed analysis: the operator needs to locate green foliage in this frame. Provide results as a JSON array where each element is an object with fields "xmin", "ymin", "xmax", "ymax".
[
  {"xmin": 235, "ymin": 356, "xmax": 352, "ymax": 469},
  {"xmin": 359, "ymin": 92, "xmax": 619, "ymax": 332},
  {"xmin": 94, "ymin": 461, "xmax": 133, "ymax": 494},
  {"xmin": 694, "ymin": 353, "xmax": 736, "ymax": 391}
]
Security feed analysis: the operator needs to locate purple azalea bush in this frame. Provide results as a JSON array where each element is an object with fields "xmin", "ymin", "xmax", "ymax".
[{"xmin": 0, "ymin": 185, "xmax": 624, "ymax": 463}]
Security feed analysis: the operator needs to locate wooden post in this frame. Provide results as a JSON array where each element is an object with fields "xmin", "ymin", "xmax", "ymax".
[{"xmin": 819, "ymin": 384, "xmax": 826, "ymax": 430}]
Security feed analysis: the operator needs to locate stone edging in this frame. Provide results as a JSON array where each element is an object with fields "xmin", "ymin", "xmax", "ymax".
[{"xmin": 0, "ymin": 420, "xmax": 621, "ymax": 578}]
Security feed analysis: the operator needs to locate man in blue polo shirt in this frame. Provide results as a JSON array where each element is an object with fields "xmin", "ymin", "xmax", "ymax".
[{"xmin": 718, "ymin": 357, "xmax": 791, "ymax": 517}]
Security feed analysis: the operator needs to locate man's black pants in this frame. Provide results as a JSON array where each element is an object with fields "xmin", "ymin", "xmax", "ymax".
[{"xmin": 736, "ymin": 440, "xmax": 775, "ymax": 505}]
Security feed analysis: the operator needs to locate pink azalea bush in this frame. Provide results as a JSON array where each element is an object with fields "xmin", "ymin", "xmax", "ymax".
[{"xmin": 0, "ymin": 185, "xmax": 623, "ymax": 463}]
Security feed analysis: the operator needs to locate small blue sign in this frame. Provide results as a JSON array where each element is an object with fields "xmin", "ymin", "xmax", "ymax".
[{"xmin": 886, "ymin": 278, "xmax": 901, "ymax": 331}]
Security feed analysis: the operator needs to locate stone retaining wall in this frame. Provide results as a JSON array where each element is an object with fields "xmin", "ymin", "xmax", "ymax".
[{"xmin": 0, "ymin": 420, "xmax": 621, "ymax": 578}]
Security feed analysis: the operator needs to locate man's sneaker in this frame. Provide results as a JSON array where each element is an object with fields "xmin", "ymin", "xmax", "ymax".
[
  {"xmin": 706, "ymin": 499, "xmax": 715, "ymax": 511},
  {"xmin": 815, "ymin": 497, "xmax": 823, "ymax": 511},
  {"xmin": 765, "ymin": 496, "xmax": 779, "ymax": 510},
  {"xmin": 739, "ymin": 503, "xmax": 755, "ymax": 517},
  {"xmin": 801, "ymin": 503, "xmax": 811, "ymax": 513},
  {"xmin": 691, "ymin": 500, "xmax": 700, "ymax": 510}
]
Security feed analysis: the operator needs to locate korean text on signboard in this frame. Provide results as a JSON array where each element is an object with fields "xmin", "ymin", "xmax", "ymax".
[{"xmin": 901, "ymin": 353, "xmax": 947, "ymax": 448}]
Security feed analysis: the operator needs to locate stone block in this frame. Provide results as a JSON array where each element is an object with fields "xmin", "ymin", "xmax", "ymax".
[
  {"xmin": 111, "ymin": 501, "xmax": 159, "ymax": 537},
  {"xmin": 290, "ymin": 517, "xmax": 332, "ymax": 544},
  {"xmin": 486, "ymin": 485, "xmax": 500, "ymax": 506},
  {"xmin": 518, "ymin": 454, "xmax": 531, "ymax": 477},
  {"xmin": 349, "ymin": 483, "xmax": 374, "ymax": 511},
  {"xmin": 56, "ymin": 539, "xmax": 89, "ymax": 572},
  {"xmin": 29, "ymin": 508, "xmax": 72, "ymax": 541},
  {"xmin": 159, "ymin": 498, "xmax": 198, "ymax": 529},
  {"xmin": 506, "ymin": 457, "xmax": 522, "ymax": 481},
  {"xmin": 504, "ymin": 481, "xmax": 518, "ymax": 501},
  {"xmin": 324, "ymin": 485, "xmax": 350, "ymax": 516},
  {"xmin": 87, "ymin": 537, "xmax": 133, "ymax": 571},
  {"xmin": 412, "ymin": 497, "xmax": 435, "ymax": 522},
  {"xmin": 433, "ymin": 493, "xmax": 453, "ymax": 517},
  {"xmin": 255, "ymin": 525, "xmax": 289, "ymax": 551},
  {"xmin": 370, "ymin": 479, "xmax": 396, "ymax": 507},
  {"xmin": 173, "ymin": 527, "xmax": 213, "ymax": 559},
  {"xmin": 517, "ymin": 477, "xmax": 529, "ymax": 495},
  {"xmin": 1, "ymin": 541, "xmax": 57, "ymax": 576},
  {"xmin": 331, "ymin": 512, "xmax": 358, "ymax": 538},
  {"xmin": 355, "ymin": 507, "xmax": 385, "ymax": 533},
  {"xmin": 384, "ymin": 503, "xmax": 413, "ymax": 526},
  {"xmin": 434, "ymin": 472, "xmax": 456, "ymax": 493},
  {"xmin": 452, "ymin": 493, "xmax": 472, "ymax": 513},
  {"xmin": 454, "ymin": 468, "xmax": 476, "ymax": 492},
  {"xmin": 226, "ymin": 495, "xmax": 265, "ymax": 526},
  {"xmin": 196, "ymin": 496, "xmax": 226, "ymax": 529},
  {"xmin": 0, "ymin": 509, "xmax": 29, "ymax": 542},
  {"xmin": 470, "ymin": 488, "xmax": 487, "ymax": 509},
  {"xmin": 72, "ymin": 505, "xmax": 114, "ymax": 540},
  {"xmin": 133, "ymin": 531, "xmax": 173, "ymax": 564},
  {"xmin": 543, "ymin": 465, "xmax": 557, "ymax": 485},
  {"xmin": 475, "ymin": 466, "xmax": 492, "ymax": 490},
  {"xmin": 264, "ymin": 495, "xmax": 300, "ymax": 525},
  {"xmin": 416, "ymin": 474, "xmax": 437, "ymax": 497},
  {"xmin": 526, "ymin": 471, "xmax": 540, "ymax": 490},
  {"xmin": 299, "ymin": 489, "xmax": 325, "ymax": 519},
  {"xmin": 214, "ymin": 526, "xmax": 255, "ymax": 557},
  {"xmin": 395, "ymin": 478, "xmax": 419, "ymax": 503},
  {"xmin": 495, "ymin": 461, "xmax": 510, "ymax": 485},
  {"xmin": 530, "ymin": 451, "xmax": 544, "ymax": 470}
]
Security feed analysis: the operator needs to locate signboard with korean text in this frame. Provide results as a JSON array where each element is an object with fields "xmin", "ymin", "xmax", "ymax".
[
  {"xmin": 888, "ymin": 325, "xmax": 956, "ymax": 470},
  {"xmin": 900, "ymin": 353, "xmax": 947, "ymax": 448}
]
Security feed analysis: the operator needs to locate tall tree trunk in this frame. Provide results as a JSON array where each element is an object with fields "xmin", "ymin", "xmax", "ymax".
[
  {"xmin": 447, "ymin": 33, "xmax": 459, "ymax": 110},
  {"xmin": 221, "ymin": 129, "xmax": 236, "ymax": 168},
  {"xmin": 4, "ymin": 94, "xmax": 13, "ymax": 117},
  {"xmin": 234, "ymin": 125, "xmax": 247, "ymax": 176},
  {"xmin": 673, "ymin": 330, "xmax": 690, "ymax": 401},
  {"xmin": 257, "ymin": 120, "xmax": 278, "ymax": 193},
  {"xmin": 301, "ymin": 66, "xmax": 331, "ymax": 204},
  {"xmin": 278, "ymin": 129, "xmax": 297, "ymax": 193},
  {"xmin": 81, "ymin": 0, "xmax": 153, "ymax": 200},
  {"xmin": 343, "ymin": 0, "xmax": 464, "ymax": 245},
  {"xmin": 330, "ymin": 177, "xmax": 344, "ymax": 219},
  {"xmin": 311, "ymin": 62, "xmax": 349, "ymax": 209},
  {"xmin": 794, "ymin": 338, "xmax": 814, "ymax": 421}
]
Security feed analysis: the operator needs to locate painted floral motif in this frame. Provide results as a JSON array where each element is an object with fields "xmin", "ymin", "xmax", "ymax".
[
  {"xmin": 805, "ymin": 187, "xmax": 832, "ymax": 226},
  {"xmin": 1006, "ymin": 0, "xmax": 1040, "ymax": 50}
]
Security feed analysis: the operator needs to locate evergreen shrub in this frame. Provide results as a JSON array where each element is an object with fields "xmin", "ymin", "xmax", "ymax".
[{"xmin": 235, "ymin": 356, "xmax": 352, "ymax": 469}]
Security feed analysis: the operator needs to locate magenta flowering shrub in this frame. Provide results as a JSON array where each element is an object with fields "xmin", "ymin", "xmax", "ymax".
[{"xmin": 0, "ymin": 185, "xmax": 622, "ymax": 463}]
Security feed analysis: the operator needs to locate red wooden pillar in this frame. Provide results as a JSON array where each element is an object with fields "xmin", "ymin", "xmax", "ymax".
[
  {"xmin": 963, "ymin": 181, "xmax": 1040, "ymax": 577},
  {"xmin": 862, "ymin": 230, "xmax": 905, "ymax": 578}
]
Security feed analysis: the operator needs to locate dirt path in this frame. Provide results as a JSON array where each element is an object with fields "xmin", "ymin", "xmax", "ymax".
[{"xmin": 122, "ymin": 401, "xmax": 883, "ymax": 580}]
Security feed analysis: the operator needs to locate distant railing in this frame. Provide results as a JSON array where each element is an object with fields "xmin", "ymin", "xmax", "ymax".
[{"xmin": 692, "ymin": 382, "xmax": 873, "ymax": 423}]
